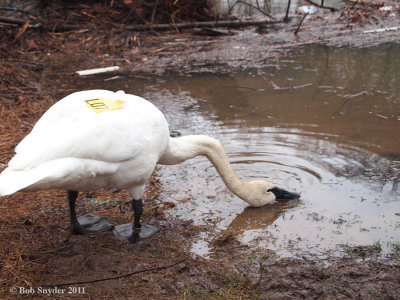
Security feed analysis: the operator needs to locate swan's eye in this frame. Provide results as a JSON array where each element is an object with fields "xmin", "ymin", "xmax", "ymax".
[{"xmin": 266, "ymin": 188, "xmax": 274, "ymax": 194}]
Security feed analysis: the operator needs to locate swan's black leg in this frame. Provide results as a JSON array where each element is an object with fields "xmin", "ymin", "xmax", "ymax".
[
  {"xmin": 113, "ymin": 198, "xmax": 160, "ymax": 242},
  {"xmin": 68, "ymin": 190, "xmax": 81, "ymax": 234},
  {"xmin": 129, "ymin": 199, "xmax": 144, "ymax": 242},
  {"xmin": 67, "ymin": 190, "xmax": 113, "ymax": 235},
  {"xmin": 132, "ymin": 199, "xmax": 143, "ymax": 228}
]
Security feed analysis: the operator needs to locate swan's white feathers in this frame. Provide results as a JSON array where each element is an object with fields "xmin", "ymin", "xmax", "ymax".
[
  {"xmin": 11, "ymin": 90, "xmax": 168, "ymax": 169},
  {"xmin": 0, "ymin": 89, "xmax": 285, "ymax": 207},
  {"xmin": 0, "ymin": 158, "xmax": 120, "ymax": 196},
  {"xmin": 1, "ymin": 90, "xmax": 169, "ymax": 195}
]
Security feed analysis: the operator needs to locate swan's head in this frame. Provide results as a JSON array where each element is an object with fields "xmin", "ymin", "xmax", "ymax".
[{"xmin": 242, "ymin": 180, "xmax": 300, "ymax": 207}]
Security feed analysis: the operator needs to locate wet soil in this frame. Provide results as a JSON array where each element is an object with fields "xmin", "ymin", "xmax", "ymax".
[{"xmin": 1, "ymin": 2, "xmax": 400, "ymax": 299}]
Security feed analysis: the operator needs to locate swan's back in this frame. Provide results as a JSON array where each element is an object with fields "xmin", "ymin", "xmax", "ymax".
[{"xmin": 0, "ymin": 90, "xmax": 170, "ymax": 195}]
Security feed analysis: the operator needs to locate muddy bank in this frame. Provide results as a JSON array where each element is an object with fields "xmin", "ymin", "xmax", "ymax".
[
  {"xmin": 1, "ymin": 2, "xmax": 400, "ymax": 299},
  {"xmin": 123, "ymin": 11, "xmax": 400, "ymax": 75},
  {"xmin": 0, "ymin": 185, "xmax": 399, "ymax": 299}
]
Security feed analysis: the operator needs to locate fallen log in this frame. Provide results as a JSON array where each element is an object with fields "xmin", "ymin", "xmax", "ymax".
[
  {"xmin": 193, "ymin": 27, "xmax": 234, "ymax": 36},
  {"xmin": 0, "ymin": 16, "xmax": 26, "ymax": 25},
  {"xmin": 0, "ymin": 16, "xmax": 282, "ymax": 32},
  {"xmin": 124, "ymin": 19, "xmax": 283, "ymax": 31},
  {"xmin": 0, "ymin": 16, "xmax": 81, "ymax": 31}
]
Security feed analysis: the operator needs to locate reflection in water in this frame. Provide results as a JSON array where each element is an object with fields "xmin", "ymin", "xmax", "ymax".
[
  {"xmin": 228, "ymin": 201, "xmax": 296, "ymax": 234},
  {"xmin": 74, "ymin": 43, "xmax": 400, "ymax": 258}
]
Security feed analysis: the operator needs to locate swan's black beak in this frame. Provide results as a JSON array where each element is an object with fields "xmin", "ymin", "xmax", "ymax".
[{"xmin": 268, "ymin": 187, "xmax": 300, "ymax": 200}]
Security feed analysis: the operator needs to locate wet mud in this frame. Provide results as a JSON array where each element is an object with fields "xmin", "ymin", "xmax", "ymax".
[{"xmin": 1, "ymin": 1, "xmax": 400, "ymax": 299}]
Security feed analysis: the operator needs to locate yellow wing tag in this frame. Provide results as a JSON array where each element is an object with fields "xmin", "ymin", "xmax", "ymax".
[{"xmin": 84, "ymin": 98, "xmax": 125, "ymax": 113}]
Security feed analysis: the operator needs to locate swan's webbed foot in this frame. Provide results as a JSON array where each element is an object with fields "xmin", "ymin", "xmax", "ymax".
[
  {"xmin": 113, "ymin": 198, "xmax": 160, "ymax": 242},
  {"xmin": 113, "ymin": 224, "xmax": 160, "ymax": 242},
  {"xmin": 68, "ymin": 190, "xmax": 114, "ymax": 235},
  {"xmin": 72, "ymin": 215, "xmax": 114, "ymax": 235},
  {"xmin": 67, "ymin": 191, "xmax": 159, "ymax": 240}
]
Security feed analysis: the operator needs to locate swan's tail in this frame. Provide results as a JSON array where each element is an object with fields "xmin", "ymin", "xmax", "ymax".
[
  {"xmin": 0, "ymin": 158, "xmax": 120, "ymax": 197},
  {"xmin": 0, "ymin": 159, "xmax": 68, "ymax": 196},
  {"xmin": 0, "ymin": 167, "xmax": 48, "ymax": 196}
]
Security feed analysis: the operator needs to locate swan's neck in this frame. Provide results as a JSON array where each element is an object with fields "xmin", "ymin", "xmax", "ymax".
[{"xmin": 158, "ymin": 135, "xmax": 250, "ymax": 202}]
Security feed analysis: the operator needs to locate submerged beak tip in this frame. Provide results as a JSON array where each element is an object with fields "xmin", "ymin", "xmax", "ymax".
[{"xmin": 269, "ymin": 186, "xmax": 301, "ymax": 200}]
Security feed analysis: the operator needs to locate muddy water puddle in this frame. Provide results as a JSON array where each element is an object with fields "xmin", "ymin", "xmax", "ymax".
[{"xmin": 76, "ymin": 44, "xmax": 400, "ymax": 258}]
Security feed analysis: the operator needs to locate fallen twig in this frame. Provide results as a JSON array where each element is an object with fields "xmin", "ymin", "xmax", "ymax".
[
  {"xmin": 224, "ymin": 85, "xmax": 264, "ymax": 91},
  {"xmin": 294, "ymin": 13, "xmax": 308, "ymax": 35},
  {"xmin": 151, "ymin": 0, "xmax": 161, "ymax": 24},
  {"xmin": 363, "ymin": 26, "xmax": 399, "ymax": 34},
  {"xmin": 43, "ymin": 259, "xmax": 185, "ymax": 287},
  {"xmin": 0, "ymin": 59, "xmax": 42, "ymax": 66},
  {"xmin": 271, "ymin": 34, "xmax": 348, "ymax": 48},
  {"xmin": 0, "ymin": 7, "xmax": 38, "ymax": 16},
  {"xmin": 0, "ymin": 16, "xmax": 81, "ymax": 31},
  {"xmin": 258, "ymin": 70, "xmax": 280, "ymax": 89},
  {"xmin": 258, "ymin": 70, "xmax": 313, "ymax": 90},
  {"xmin": 331, "ymin": 91, "xmax": 368, "ymax": 118},
  {"xmin": 14, "ymin": 20, "xmax": 30, "ymax": 41},
  {"xmin": 331, "ymin": 98, "xmax": 351, "ymax": 118},
  {"xmin": 75, "ymin": 66, "xmax": 120, "ymax": 76}
]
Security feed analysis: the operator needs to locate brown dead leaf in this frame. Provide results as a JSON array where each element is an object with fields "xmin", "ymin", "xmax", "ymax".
[
  {"xmin": 27, "ymin": 39, "xmax": 38, "ymax": 51},
  {"xmin": 17, "ymin": 96, "xmax": 25, "ymax": 103},
  {"xmin": 163, "ymin": 201, "xmax": 176, "ymax": 207}
]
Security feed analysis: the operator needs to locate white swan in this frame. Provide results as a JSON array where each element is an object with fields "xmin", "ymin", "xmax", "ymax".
[{"xmin": 0, "ymin": 90, "xmax": 300, "ymax": 241}]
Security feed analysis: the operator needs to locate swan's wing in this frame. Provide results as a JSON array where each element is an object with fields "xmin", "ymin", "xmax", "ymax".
[{"xmin": 9, "ymin": 90, "xmax": 169, "ymax": 170}]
